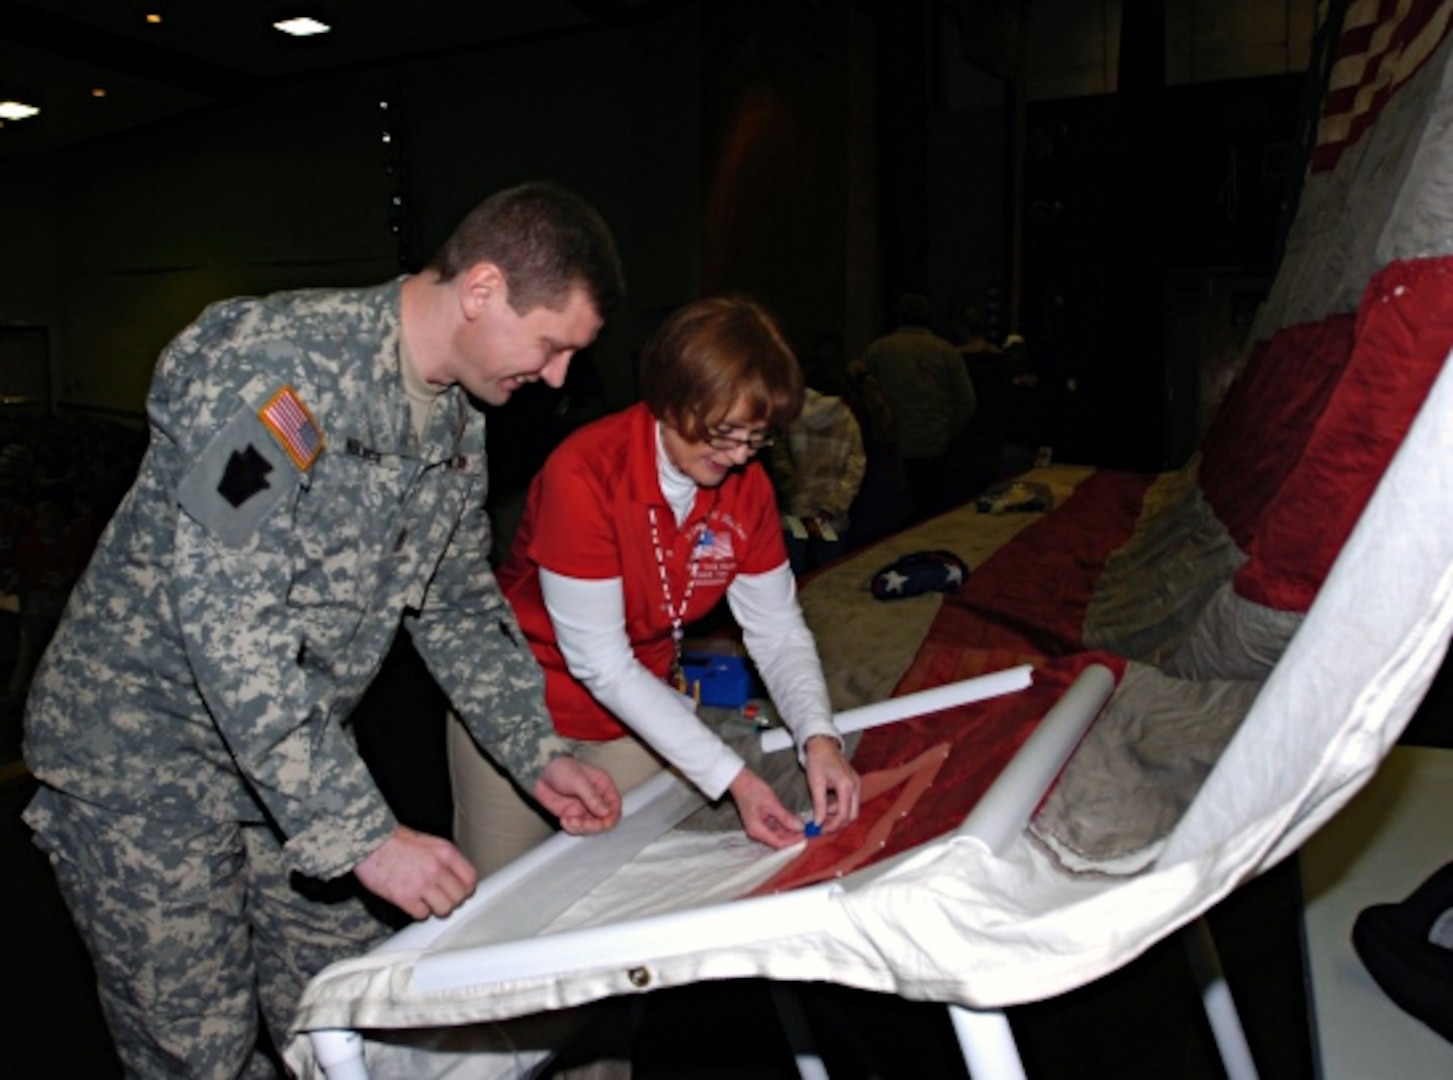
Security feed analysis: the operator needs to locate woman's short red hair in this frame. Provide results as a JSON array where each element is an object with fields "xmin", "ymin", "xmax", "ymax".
[{"xmin": 639, "ymin": 295, "xmax": 804, "ymax": 440}]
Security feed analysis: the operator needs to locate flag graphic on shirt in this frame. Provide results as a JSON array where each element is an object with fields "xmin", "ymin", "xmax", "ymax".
[
  {"xmin": 693, "ymin": 526, "xmax": 735, "ymax": 562},
  {"xmin": 259, "ymin": 386, "xmax": 324, "ymax": 471}
]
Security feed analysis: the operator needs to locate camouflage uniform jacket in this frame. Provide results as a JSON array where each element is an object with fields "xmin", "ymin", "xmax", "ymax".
[{"xmin": 23, "ymin": 280, "xmax": 566, "ymax": 879}]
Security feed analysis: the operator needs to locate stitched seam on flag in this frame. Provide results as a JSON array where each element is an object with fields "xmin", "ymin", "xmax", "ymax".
[{"xmin": 259, "ymin": 385, "xmax": 324, "ymax": 471}]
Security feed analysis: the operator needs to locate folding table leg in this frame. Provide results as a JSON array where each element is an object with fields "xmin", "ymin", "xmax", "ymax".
[
  {"xmin": 1184, "ymin": 916, "xmax": 1259, "ymax": 1080},
  {"xmin": 947, "ymin": 1005, "xmax": 1028, "ymax": 1080}
]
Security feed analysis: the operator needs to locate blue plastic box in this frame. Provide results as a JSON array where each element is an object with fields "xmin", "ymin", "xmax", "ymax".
[{"xmin": 679, "ymin": 652, "xmax": 755, "ymax": 708}]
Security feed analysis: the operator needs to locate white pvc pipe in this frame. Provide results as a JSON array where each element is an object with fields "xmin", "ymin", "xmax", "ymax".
[
  {"xmin": 311, "ymin": 1028, "xmax": 370, "ymax": 1080},
  {"xmin": 769, "ymin": 984, "xmax": 831, "ymax": 1080},
  {"xmin": 956, "ymin": 663, "xmax": 1115, "ymax": 856},
  {"xmin": 759, "ymin": 664, "xmax": 1034, "ymax": 753},
  {"xmin": 432, "ymin": 771, "xmax": 706, "ymax": 953},
  {"xmin": 1184, "ymin": 917, "xmax": 1260, "ymax": 1080},
  {"xmin": 413, "ymin": 878, "xmax": 846, "ymax": 992},
  {"xmin": 948, "ymin": 1005, "xmax": 1028, "ymax": 1080},
  {"xmin": 377, "ymin": 769, "xmax": 702, "ymax": 956}
]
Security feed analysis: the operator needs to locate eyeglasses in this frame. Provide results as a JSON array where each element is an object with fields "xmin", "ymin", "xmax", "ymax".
[{"xmin": 705, "ymin": 427, "xmax": 776, "ymax": 452}]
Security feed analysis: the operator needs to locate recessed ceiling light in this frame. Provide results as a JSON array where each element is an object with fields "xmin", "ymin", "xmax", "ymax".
[
  {"xmin": 274, "ymin": 17, "xmax": 331, "ymax": 37},
  {"xmin": 0, "ymin": 101, "xmax": 40, "ymax": 121}
]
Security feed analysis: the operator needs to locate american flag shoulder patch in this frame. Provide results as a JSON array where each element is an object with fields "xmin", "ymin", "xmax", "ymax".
[{"xmin": 258, "ymin": 385, "xmax": 324, "ymax": 471}]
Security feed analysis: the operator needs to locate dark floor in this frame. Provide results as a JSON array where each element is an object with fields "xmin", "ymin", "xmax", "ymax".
[{"xmin": 4, "ymin": 641, "xmax": 1450, "ymax": 1079}]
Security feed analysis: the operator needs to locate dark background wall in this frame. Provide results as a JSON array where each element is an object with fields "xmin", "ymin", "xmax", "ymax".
[
  {"xmin": 0, "ymin": 0, "xmax": 1325, "ymax": 474},
  {"xmin": 2, "ymin": 10, "xmax": 705, "ymax": 417}
]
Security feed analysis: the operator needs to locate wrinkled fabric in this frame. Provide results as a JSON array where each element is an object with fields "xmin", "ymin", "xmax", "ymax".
[
  {"xmin": 1083, "ymin": 471, "xmax": 1247, "ymax": 665},
  {"xmin": 1029, "ymin": 663, "xmax": 1263, "ymax": 874},
  {"xmin": 1236, "ymin": 257, "xmax": 1453, "ymax": 611},
  {"xmin": 1197, "ymin": 317, "xmax": 1356, "ymax": 548}
]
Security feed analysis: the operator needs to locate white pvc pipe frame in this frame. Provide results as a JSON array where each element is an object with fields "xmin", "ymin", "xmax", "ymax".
[
  {"xmin": 309, "ymin": 665, "xmax": 1132, "ymax": 1079},
  {"xmin": 759, "ymin": 663, "xmax": 1034, "ymax": 753}
]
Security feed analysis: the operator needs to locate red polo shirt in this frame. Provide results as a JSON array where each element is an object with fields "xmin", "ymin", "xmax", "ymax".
[{"xmin": 498, "ymin": 402, "xmax": 787, "ymax": 740}]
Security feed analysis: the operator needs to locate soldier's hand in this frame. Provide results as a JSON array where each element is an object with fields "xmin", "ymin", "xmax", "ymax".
[
  {"xmin": 354, "ymin": 824, "xmax": 478, "ymax": 921},
  {"xmin": 534, "ymin": 756, "xmax": 623, "ymax": 835}
]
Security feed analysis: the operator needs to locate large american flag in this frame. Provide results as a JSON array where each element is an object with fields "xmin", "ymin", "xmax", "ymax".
[
  {"xmin": 1220, "ymin": 0, "xmax": 1453, "ymax": 613},
  {"xmin": 1312, "ymin": 0, "xmax": 1453, "ymax": 171}
]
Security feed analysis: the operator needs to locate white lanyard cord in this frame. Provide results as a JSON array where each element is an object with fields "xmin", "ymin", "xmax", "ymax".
[{"xmin": 647, "ymin": 506, "xmax": 699, "ymax": 674}]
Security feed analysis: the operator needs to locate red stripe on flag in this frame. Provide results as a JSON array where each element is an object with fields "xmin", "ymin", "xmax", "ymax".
[{"xmin": 1313, "ymin": 0, "xmax": 1453, "ymax": 172}]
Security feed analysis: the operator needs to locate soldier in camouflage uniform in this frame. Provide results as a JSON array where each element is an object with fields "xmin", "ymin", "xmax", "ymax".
[{"xmin": 21, "ymin": 181, "xmax": 627, "ymax": 1077}]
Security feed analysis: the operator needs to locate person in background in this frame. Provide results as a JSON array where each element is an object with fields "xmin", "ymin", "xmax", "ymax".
[
  {"xmin": 864, "ymin": 293, "xmax": 977, "ymax": 521},
  {"xmin": 773, "ymin": 340, "xmax": 867, "ymax": 576},
  {"xmin": 453, "ymin": 295, "xmax": 862, "ymax": 875},
  {"xmin": 955, "ymin": 309, "xmax": 1045, "ymax": 499},
  {"xmin": 21, "ymin": 181, "xmax": 627, "ymax": 1076},
  {"xmin": 840, "ymin": 352, "xmax": 912, "ymax": 549}
]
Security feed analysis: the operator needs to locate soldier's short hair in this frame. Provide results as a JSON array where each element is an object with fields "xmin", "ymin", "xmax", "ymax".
[
  {"xmin": 640, "ymin": 295, "xmax": 804, "ymax": 442},
  {"xmin": 427, "ymin": 182, "xmax": 625, "ymax": 318}
]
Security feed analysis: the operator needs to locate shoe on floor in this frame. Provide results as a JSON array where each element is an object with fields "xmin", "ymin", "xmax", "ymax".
[{"xmin": 1352, "ymin": 860, "xmax": 1453, "ymax": 1043}]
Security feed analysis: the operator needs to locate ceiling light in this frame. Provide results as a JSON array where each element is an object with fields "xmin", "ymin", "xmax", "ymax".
[
  {"xmin": 146, "ymin": 13, "xmax": 162, "ymax": 24},
  {"xmin": 0, "ymin": 101, "xmax": 40, "ymax": 121},
  {"xmin": 92, "ymin": 88, "xmax": 107, "ymax": 98},
  {"xmin": 274, "ymin": 17, "xmax": 331, "ymax": 37}
]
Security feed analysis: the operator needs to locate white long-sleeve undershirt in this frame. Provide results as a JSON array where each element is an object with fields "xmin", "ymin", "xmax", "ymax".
[
  {"xmin": 539, "ymin": 564, "xmax": 838, "ymax": 800},
  {"xmin": 538, "ymin": 426, "xmax": 840, "ymax": 800}
]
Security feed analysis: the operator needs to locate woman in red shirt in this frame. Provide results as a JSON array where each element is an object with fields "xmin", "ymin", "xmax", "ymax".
[{"xmin": 452, "ymin": 296, "xmax": 861, "ymax": 873}]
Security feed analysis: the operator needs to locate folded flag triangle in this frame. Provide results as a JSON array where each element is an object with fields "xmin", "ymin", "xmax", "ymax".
[{"xmin": 870, "ymin": 549, "xmax": 969, "ymax": 600}]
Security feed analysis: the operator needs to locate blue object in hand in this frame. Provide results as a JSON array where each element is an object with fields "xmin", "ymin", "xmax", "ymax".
[{"xmin": 804, "ymin": 820, "xmax": 822, "ymax": 838}]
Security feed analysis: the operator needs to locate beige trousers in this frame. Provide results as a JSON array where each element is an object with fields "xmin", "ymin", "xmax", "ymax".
[{"xmin": 446, "ymin": 711, "xmax": 668, "ymax": 877}]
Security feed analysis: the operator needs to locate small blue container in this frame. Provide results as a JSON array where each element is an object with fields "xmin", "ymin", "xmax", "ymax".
[{"xmin": 679, "ymin": 652, "xmax": 755, "ymax": 708}]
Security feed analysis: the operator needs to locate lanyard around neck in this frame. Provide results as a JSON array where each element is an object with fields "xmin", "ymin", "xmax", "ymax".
[{"xmin": 647, "ymin": 506, "xmax": 700, "ymax": 675}]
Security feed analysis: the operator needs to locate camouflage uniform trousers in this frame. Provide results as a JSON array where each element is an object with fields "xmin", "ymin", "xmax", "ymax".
[{"xmin": 30, "ymin": 792, "xmax": 393, "ymax": 1077}]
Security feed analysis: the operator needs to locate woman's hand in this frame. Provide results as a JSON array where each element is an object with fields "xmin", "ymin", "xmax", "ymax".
[
  {"xmin": 803, "ymin": 735, "xmax": 860, "ymax": 835},
  {"xmin": 728, "ymin": 767, "xmax": 806, "ymax": 848}
]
